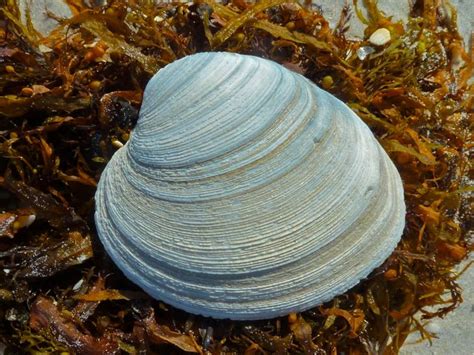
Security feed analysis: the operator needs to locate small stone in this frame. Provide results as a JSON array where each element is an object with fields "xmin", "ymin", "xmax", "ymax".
[{"xmin": 369, "ymin": 28, "xmax": 391, "ymax": 46}]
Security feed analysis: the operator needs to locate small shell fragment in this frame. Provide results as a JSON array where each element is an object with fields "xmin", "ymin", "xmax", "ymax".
[
  {"xmin": 38, "ymin": 44, "xmax": 53, "ymax": 53},
  {"xmin": 369, "ymin": 28, "xmax": 391, "ymax": 46},
  {"xmin": 356, "ymin": 46, "xmax": 376, "ymax": 60}
]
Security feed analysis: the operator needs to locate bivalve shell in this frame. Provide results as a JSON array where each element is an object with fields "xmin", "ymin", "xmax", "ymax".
[{"xmin": 95, "ymin": 52, "xmax": 406, "ymax": 320}]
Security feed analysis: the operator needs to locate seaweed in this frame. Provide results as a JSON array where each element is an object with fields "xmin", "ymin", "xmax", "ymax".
[{"xmin": 0, "ymin": 0, "xmax": 472, "ymax": 353}]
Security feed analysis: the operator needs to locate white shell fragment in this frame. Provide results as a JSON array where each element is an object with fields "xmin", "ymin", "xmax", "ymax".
[
  {"xmin": 356, "ymin": 46, "xmax": 376, "ymax": 60},
  {"xmin": 369, "ymin": 28, "xmax": 391, "ymax": 46},
  {"xmin": 95, "ymin": 52, "xmax": 406, "ymax": 320}
]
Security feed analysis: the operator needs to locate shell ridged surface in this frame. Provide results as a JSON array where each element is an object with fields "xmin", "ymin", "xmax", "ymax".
[{"xmin": 95, "ymin": 52, "xmax": 406, "ymax": 320}]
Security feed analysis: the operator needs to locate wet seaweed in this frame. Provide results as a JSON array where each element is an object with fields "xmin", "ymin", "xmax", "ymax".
[{"xmin": 0, "ymin": 0, "xmax": 472, "ymax": 353}]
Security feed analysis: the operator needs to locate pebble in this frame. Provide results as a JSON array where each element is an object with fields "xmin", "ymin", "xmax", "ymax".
[{"xmin": 369, "ymin": 28, "xmax": 391, "ymax": 46}]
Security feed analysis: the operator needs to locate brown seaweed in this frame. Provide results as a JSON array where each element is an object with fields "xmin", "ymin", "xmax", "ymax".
[{"xmin": 0, "ymin": 0, "xmax": 472, "ymax": 353}]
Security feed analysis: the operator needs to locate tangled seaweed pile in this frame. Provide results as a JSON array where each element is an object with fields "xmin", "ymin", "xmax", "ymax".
[{"xmin": 0, "ymin": 0, "xmax": 472, "ymax": 353}]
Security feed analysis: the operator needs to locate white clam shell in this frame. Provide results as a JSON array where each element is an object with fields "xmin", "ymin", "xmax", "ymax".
[{"xmin": 95, "ymin": 52, "xmax": 405, "ymax": 320}]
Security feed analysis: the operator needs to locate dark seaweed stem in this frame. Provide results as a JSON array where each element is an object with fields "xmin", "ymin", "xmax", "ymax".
[{"xmin": 0, "ymin": 0, "xmax": 472, "ymax": 353}]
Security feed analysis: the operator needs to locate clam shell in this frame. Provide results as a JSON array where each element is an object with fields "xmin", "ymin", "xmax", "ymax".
[{"xmin": 95, "ymin": 52, "xmax": 405, "ymax": 320}]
